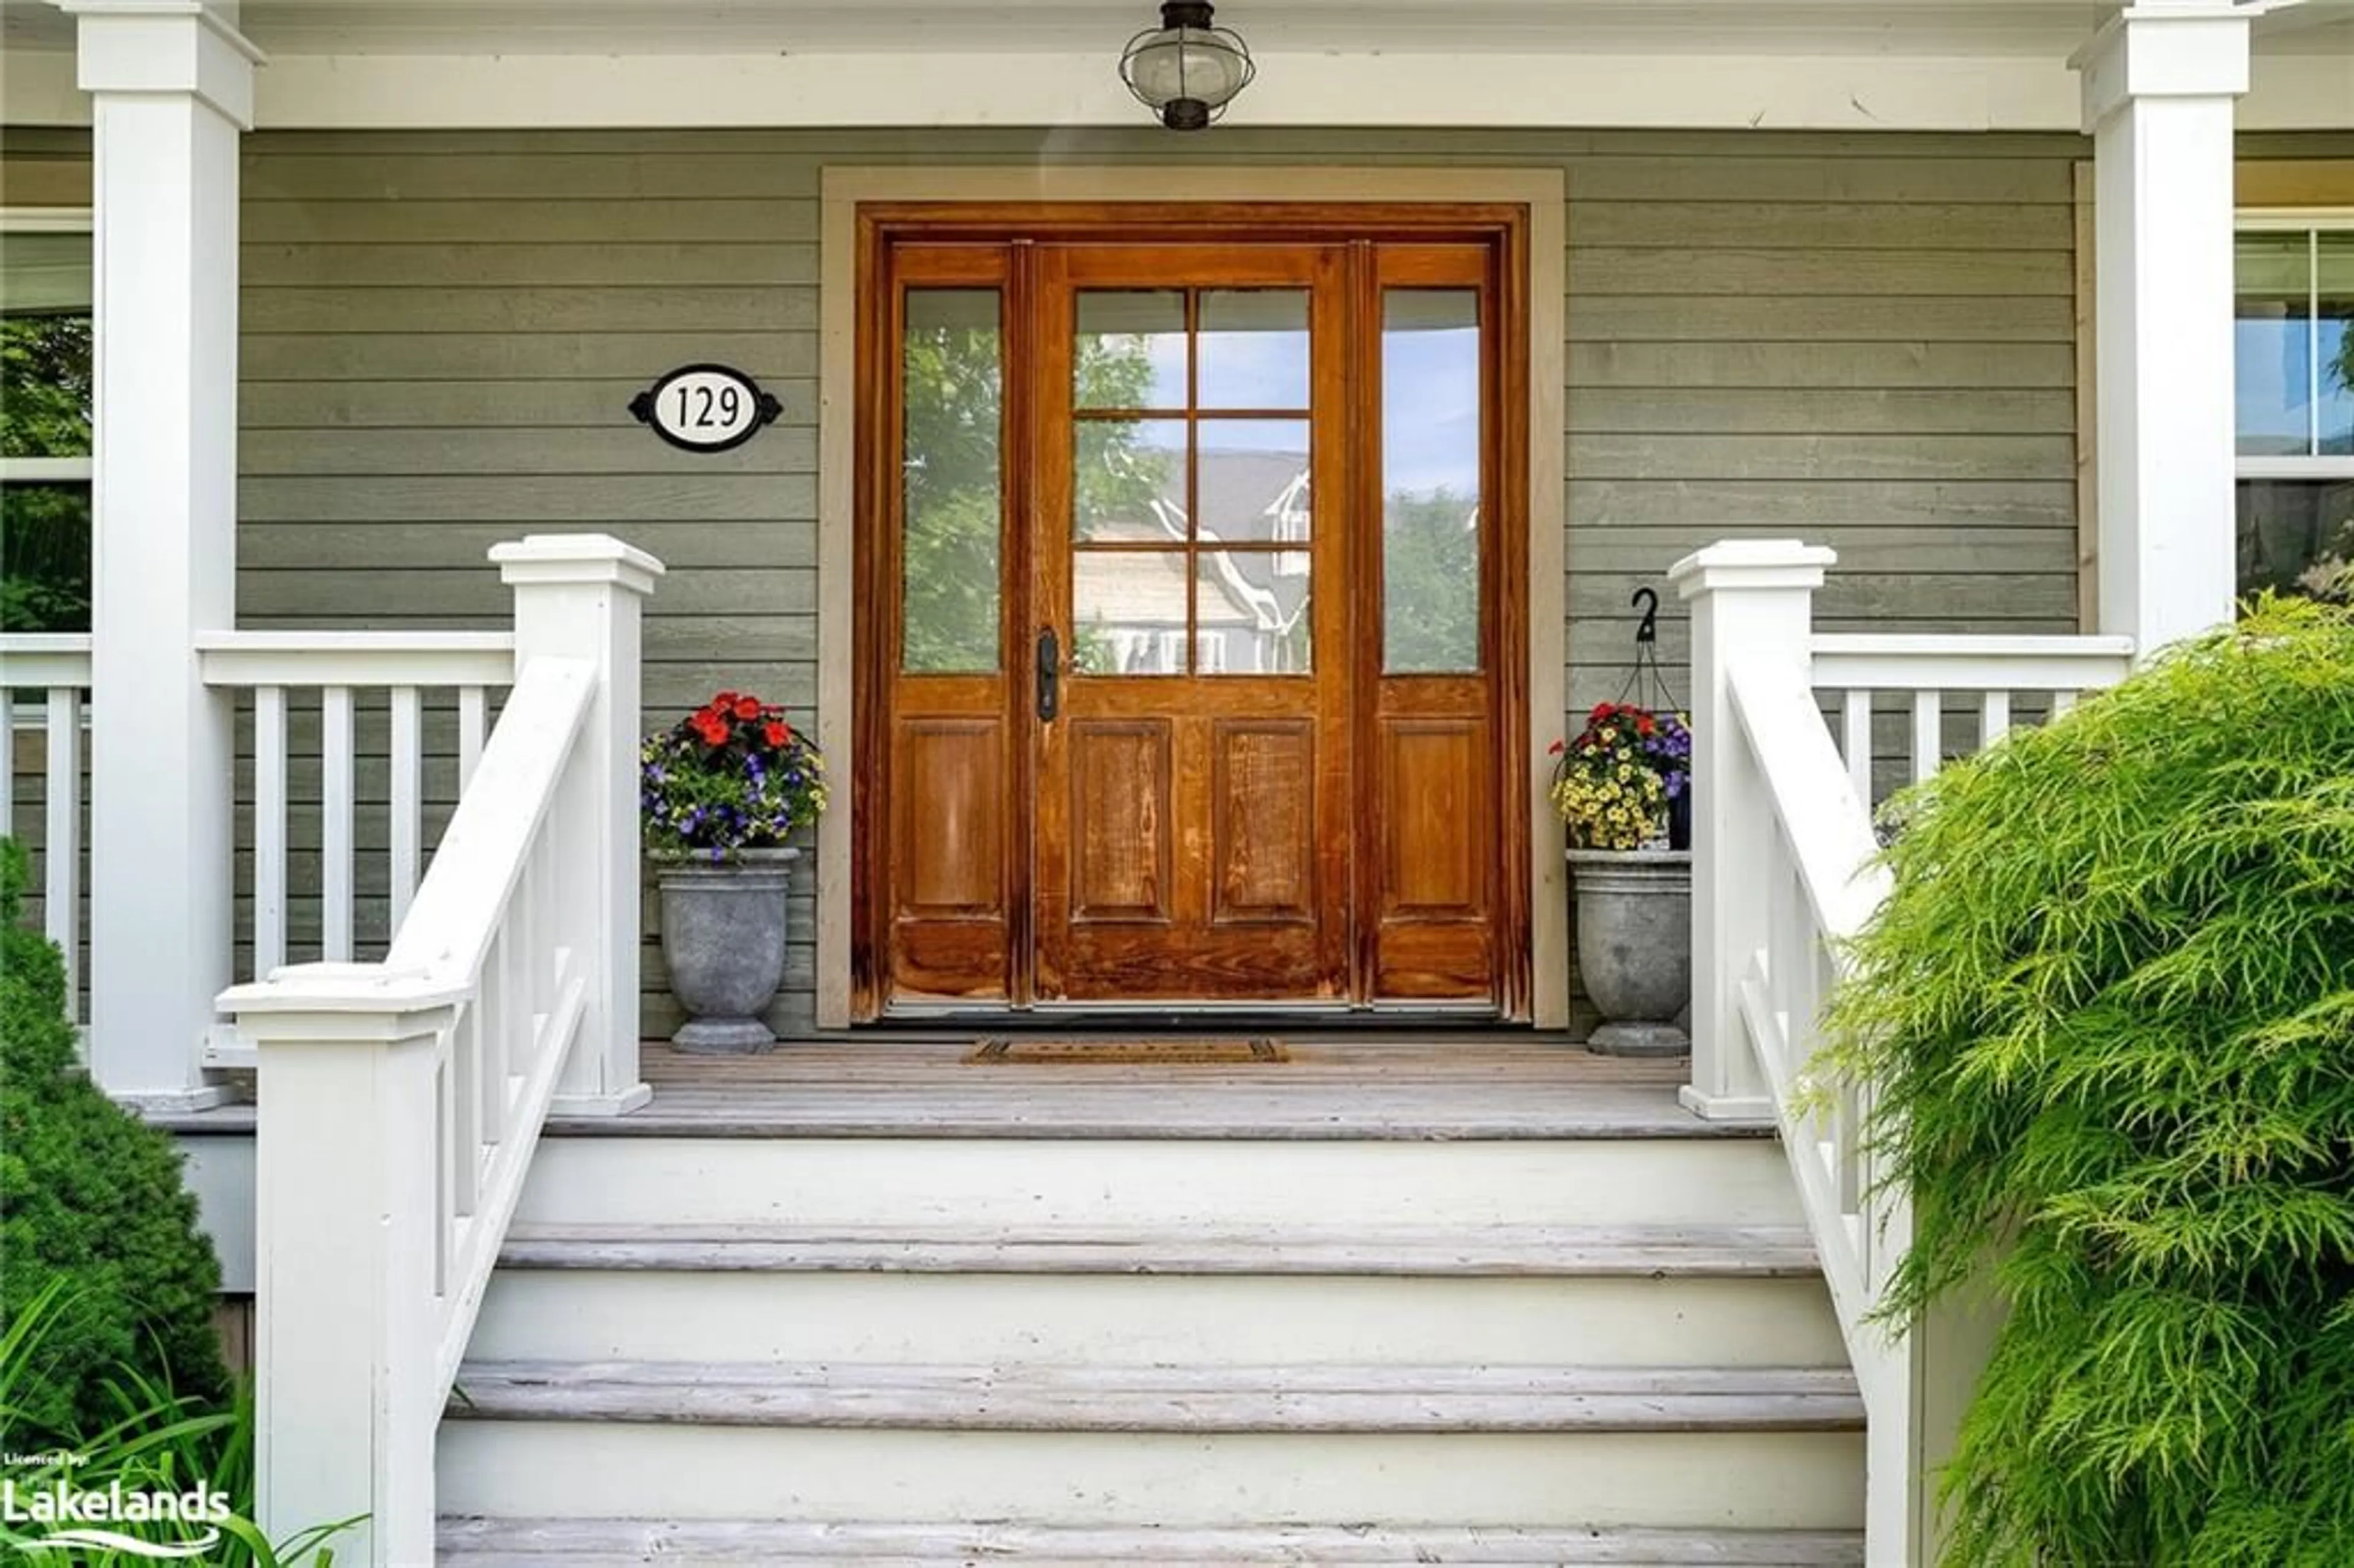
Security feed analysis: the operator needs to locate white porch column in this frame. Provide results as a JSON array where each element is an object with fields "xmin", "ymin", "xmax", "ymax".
[
  {"xmin": 2073, "ymin": 1, "xmax": 2252, "ymax": 653},
  {"xmin": 1669, "ymin": 540, "xmax": 1836, "ymax": 1124},
  {"xmin": 65, "ymin": 0, "xmax": 262, "ymax": 1109},
  {"xmin": 492, "ymin": 535, "xmax": 664, "ymax": 1117}
]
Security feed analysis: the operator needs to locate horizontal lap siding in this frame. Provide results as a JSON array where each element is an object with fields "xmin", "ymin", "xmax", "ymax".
[
  {"xmin": 227, "ymin": 126, "xmax": 2094, "ymax": 1036},
  {"xmin": 1562, "ymin": 140, "xmax": 2084, "ymax": 712},
  {"xmin": 237, "ymin": 133, "xmax": 825, "ymax": 1033}
]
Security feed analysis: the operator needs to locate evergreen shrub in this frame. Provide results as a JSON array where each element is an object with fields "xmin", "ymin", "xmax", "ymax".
[
  {"xmin": 1824, "ymin": 596, "xmax": 2354, "ymax": 1566},
  {"xmin": 0, "ymin": 839, "xmax": 228, "ymax": 1441}
]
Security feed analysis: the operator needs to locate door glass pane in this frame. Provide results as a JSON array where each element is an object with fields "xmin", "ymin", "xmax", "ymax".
[
  {"xmin": 1074, "ymin": 550, "xmax": 1187, "ymax": 674},
  {"xmin": 1076, "ymin": 291, "xmax": 1186, "ymax": 410},
  {"xmin": 901, "ymin": 289, "xmax": 1004, "ymax": 672},
  {"xmin": 2236, "ymin": 232, "xmax": 2314, "ymax": 458},
  {"xmin": 1074, "ymin": 419, "xmax": 1186, "ymax": 542},
  {"xmin": 2320, "ymin": 232, "xmax": 2353, "ymax": 456},
  {"xmin": 1198, "ymin": 550, "xmax": 1311, "ymax": 673},
  {"xmin": 1382, "ymin": 289, "xmax": 1482, "ymax": 673},
  {"xmin": 1197, "ymin": 420, "xmax": 1309, "ymax": 543},
  {"xmin": 1199, "ymin": 290, "xmax": 1309, "ymax": 410},
  {"xmin": 2239, "ymin": 479, "xmax": 2354, "ymax": 601}
]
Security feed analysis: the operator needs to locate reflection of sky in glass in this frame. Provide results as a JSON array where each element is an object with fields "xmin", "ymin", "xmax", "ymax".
[
  {"xmin": 2238, "ymin": 318, "xmax": 2312, "ymax": 456},
  {"xmin": 1200, "ymin": 292, "xmax": 1309, "ymax": 409},
  {"xmin": 1385, "ymin": 323, "xmax": 1482, "ymax": 497}
]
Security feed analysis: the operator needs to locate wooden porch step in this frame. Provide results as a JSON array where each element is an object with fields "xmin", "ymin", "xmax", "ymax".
[
  {"xmin": 496, "ymin": 1220, "xmax": 1824, "ymax": 1277},
  {"xmin": 445, "ymin": 1360, "xmax": 1865, "ymax": 1433},
  {"xmin": 435, "ymin": 1517, "xmax": 1867, "ymax": 1564}
]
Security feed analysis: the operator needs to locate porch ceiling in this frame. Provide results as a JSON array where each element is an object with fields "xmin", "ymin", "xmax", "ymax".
[{"xmin": 5, "ymin": 0, "xmax": 2350, "ymax": 57}]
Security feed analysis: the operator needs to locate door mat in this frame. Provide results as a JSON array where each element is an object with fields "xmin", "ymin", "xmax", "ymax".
[{"xmin": 964, "ymin": 1037, "xmax": 1288, "ymax": 1065}]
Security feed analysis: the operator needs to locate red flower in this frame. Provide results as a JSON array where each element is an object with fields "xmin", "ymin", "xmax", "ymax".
[
  {"xmin": 1547, "ymin": 739, "xmax": 1565, "ymax": 756},
  {"xmin": 693, "ymin": 714, "xmax": 729, "ymax": 746},
  {"xmin": 763, "ymin": 721, "xmax": 788, "ymax": 747},
  {"xmin": 1589, "ymin": 702, "xmax": 1614, "ymax": 724},
  {"xmin": 1636, "ymin": 714, "xmax": 1655, "ymax": 736},
  {"xmin": 733, "ymin": 696, "xmax": 762, "ymax": 721},
  {"xmin": 714, "ymin": 691, "xmax": 739, "ymax": 709}
]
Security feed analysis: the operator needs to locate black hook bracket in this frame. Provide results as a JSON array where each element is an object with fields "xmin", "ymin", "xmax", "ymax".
[{"xmin": 1631, "ymin": 586, "xmax": 1660, "ymax": 647}]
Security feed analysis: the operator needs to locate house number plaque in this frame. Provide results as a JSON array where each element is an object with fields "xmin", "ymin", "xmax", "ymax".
[{"xmin": 628, "ymin": 363, "xmax": 783, "ymax": 454}]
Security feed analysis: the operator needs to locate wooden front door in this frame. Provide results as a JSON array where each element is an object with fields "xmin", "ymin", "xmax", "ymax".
[{"xmin": 855, "ymin": 206, "xmax": 1529, "ymax": 1017}]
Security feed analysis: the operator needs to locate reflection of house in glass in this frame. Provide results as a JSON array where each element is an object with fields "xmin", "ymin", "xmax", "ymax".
[{"xmin": 1075, "ymin": 446, "xmax": 1314, "ymax": 675}]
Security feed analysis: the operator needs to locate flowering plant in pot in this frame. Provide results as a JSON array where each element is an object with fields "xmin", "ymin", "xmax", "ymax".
[
  {"xmin": 642, "ymin": 691, "xmax": 828, "ymax": 1052},
  {"xmin": 1550, "ymin": 701, "xmax": 1693, "ymax": 1057}
]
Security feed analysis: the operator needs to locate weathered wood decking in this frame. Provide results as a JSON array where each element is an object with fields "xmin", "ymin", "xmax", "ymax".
[
  {"xmin": 153, "ymin": 1034, "xmax": 1743, "ymax": 1141},
  {"xmin": 537, "ymin": 1034, "xmax": 1746, "ymax": 1141}
]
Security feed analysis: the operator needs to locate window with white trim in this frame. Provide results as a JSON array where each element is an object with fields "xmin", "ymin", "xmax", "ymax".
[
  {"xmin": 2235, "ymin": 218, "xmax": 2353, "ymax": 601},
  {"xmin": 1, "ymin": 211, "xmax": 93, "ymax": 633}
]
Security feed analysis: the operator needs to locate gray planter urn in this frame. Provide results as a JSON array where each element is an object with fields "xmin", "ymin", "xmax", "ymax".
[
  {"xmin": 655, "ymin": 846, "xmax": 798, "ymax": 1053},
  {"xmin": 1567, "ymin": 848, "xmax": 1692, "ymax": 1057}
]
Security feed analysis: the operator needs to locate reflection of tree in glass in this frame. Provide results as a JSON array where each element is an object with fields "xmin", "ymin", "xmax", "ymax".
[
  {"xmin": 1, "ymin": 315, "xmax": 94, "ymax": 632},
  {"xmin": 1383, "ymin": 487, "xmax": 1480, "ymax": 672},
  {"xmin": 900, "ymin": 318, "xmax": 1166, "ymax": 671}
]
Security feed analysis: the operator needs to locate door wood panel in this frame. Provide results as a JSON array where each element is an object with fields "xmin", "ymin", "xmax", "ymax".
[
  {"xmin": 1211, "ymin": 719, "xmax": 1317, "ymax": 924},
  {"xmin": 1066, "ymin": 720, "xmax": 1174, "ymax": 923},
  {"xmin": 856, "ymin": 208, "xmax": 1528, "ymax": 1018}
]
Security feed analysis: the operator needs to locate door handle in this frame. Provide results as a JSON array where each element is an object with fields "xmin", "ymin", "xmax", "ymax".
[{"xmin": 1036, "ymin": 627, "xmax": 1060, "ymax": 723}]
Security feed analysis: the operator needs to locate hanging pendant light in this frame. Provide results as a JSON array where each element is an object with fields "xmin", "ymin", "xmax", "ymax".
[{"xmin": 1119, "ymin": 1, "xmax": 1255, "ymax": 131}]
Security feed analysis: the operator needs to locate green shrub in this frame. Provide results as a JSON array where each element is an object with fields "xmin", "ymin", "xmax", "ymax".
[
  {"xmin": 1824, "ymin": 597, "xmax": 2354, "ymax": 1566},
  {"xmin": 0, "ymin": 1279, "xmax": 354, "ymax": 1564},
  {"xmin": 0, "ymin": 838, "xmax": 229, "ymax": 1441}
]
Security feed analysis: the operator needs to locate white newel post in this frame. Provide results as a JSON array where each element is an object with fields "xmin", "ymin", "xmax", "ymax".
[
  {"xmin": 65, "ymin": 0, "xmax": 262, "ymax": 1109},
  {"xmin": 1668, "ymin": 541, "xmax": 1836, "ymax": 1122},
  {"xmin": 492, "ymin": 535, "xmax": 665, "ymax": 1116},
  {"xmin": 229, "ymin": 968, "xmax": 462, "ymax": 1568},
  {"xmin": 2073, "ymin": 0, "xmax": 2251, "ymax": 653}
]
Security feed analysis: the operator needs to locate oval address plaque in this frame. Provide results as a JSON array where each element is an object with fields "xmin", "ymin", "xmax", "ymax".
[{"xmin": 628, "ymin": 363, "xmax": 783, "ymax": 454}]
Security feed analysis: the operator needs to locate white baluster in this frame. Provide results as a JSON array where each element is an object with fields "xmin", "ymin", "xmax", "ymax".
[
  {"xmin": 1910, "ymin": 691, "xmax": 1941, "ymax": 786},
  {"xmin": 516, "ymin": 844, "xmax": 541, "ymax": 1026},
  {"xmin": 459, "ymin": 685, "xmax": 487, "ymax": 791},
  {"xmin": 390, "ymin": 686, "xmax": 422, "ymax": 932},
  {"xmin": 453, "ymin": 997, "xmax": 483, "ymax": 1212},
  {"xmin": 1841, "ymin": 689, "xmax": 1872, "ymax": 810},
  {"xmin": 531, "ymin": 817, "xmax": 558, "ymax": 1012},
  {"xmin": 0, "ymin": 689, "xmax": 14, "ymax": 829},
  {"xmin": 254, "ymin": 687, "xmax": 288, "ymax": 980},
  {"xmin": 480, "ymin": 929, "xmax": 509, "ymax": 1145},
  {"xmin": 45, "ymin": 688, "xmax": 82, "ymax": 1010},
  {"xmin": 1979, "ymin": 689, "xmax": 2012, "ymax": 749},
  {"xmin": 322, "ymin": 687, "xmax": 356, "ymax": 962},
  {"xmin": 434, "ymin": 1048, "xmax": 453, "ymax": 1298}
]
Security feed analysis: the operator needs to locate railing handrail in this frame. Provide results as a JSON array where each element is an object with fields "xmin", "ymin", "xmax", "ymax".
[
  {"xmin": 196, "ymin": 629, "xmax": 515, "ymax": 689},
  {"xmin": 384, "ymin": 658, "xmax": 592, "ymax": 985},
  {"xmin": 1731, "ymin": 661, "xmax": 1891, "ymax": 950},
  {"xmin": 1810, "ymin": 632, "xmax": 2136, "ymax": 693},
  {"xmin": 0, "ymin": 633, "xmax": 95, "ymax": 689}
]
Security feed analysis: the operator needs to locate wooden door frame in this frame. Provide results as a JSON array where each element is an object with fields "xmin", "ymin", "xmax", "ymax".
[{"xmin": 817, "ymin": 166, "xmax": 1567, "ymax": 1028}]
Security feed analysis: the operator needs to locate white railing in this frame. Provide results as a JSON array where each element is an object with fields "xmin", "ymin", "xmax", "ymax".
[
  {"xmin": 219, "ymin": 536, "xmax": 660, "ymax": 1567},
  {"xmin": 196, "ymin": 632, "xmax": 515, "ymax": 1064},
  {"xmin": 1674, "ymin": 540, "xmax": 2132, "ymax": 1564},
  {"xmin": 0, "ymin": 633, "xmax": 91, "ymax": 1028},
  {"xmin": 1811, "ymin": 634, "xmax": 2136, "ymax": 808}
]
